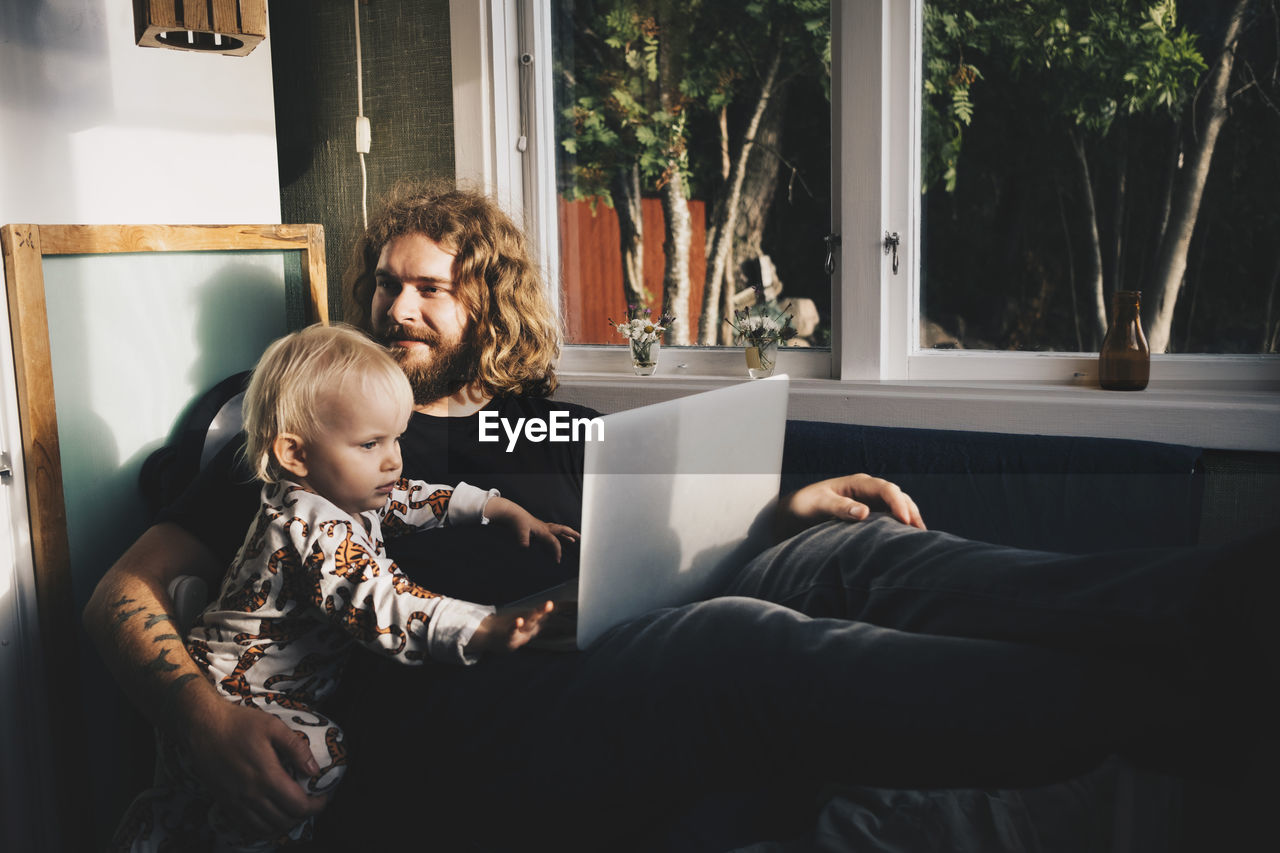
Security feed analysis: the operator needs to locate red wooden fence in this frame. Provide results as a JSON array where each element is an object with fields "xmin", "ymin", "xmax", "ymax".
[{"xmin": 558, "ymin": 196, "xmax": 706, "ymax": 345}]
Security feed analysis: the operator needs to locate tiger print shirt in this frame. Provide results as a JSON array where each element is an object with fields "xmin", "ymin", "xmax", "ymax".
[{"xmin": 187, "ymin": 478, "xmax": 497, "ymax": 707}]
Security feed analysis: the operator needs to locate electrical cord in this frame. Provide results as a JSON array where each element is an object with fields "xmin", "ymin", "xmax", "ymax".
[{"xmin": 354, "ymin": 0, "xmax": 370, "ymax": 228}]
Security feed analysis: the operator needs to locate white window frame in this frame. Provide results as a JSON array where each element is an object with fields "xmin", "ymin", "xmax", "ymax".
[
  {"xmin": 450, "ymin": 2, "xmax": 525, "ymax": 221},
  {"xmin": 450, "ymin": 0, "xmax": 1280, "ymax": 449}
]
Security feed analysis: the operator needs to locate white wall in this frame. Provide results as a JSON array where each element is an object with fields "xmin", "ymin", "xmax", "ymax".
[
  {"xmin": 0, "ymin": 1, "xmax": 280, "ymax": 224},
  {"xmin": 0, "ymin": 1, "xmax": 281, "ymax": 847}
]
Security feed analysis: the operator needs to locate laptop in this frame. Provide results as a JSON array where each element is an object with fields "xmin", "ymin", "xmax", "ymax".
[{"xmin": 522, "ymin": 374, "xmax": 790, "ymax": 650}]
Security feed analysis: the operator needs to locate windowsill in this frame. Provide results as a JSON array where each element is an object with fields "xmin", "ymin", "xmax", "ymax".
[{"xmin": 551, "ymin": 371, "xmax": 1280, "ymax": 452}]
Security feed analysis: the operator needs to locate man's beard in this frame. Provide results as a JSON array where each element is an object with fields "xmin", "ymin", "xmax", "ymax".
[{"xmin": 379, "ymin": 324, "xmax": 479, "ymax": 406}]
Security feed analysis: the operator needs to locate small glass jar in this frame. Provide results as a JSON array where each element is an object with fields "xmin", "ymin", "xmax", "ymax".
[
  {"xmin": 1098, "ymin": 290, "xmax": 1150, "ymax": 391},
  {"xmin": 745, "ymin": 337, "xmax": 779, "ymax": 379},
  {"xmin": 630, "ymin": 338, "xmax": 659, "ymax": 376}
]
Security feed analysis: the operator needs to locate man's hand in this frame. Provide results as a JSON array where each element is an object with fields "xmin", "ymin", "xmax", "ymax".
[
  {"xmin": 466, "ymin": 600, "xmax": 557, "ymax": 656},
  {"xmin": 775, "ymin": 473, "xmax": 926, "ymax": 540},
  {"xmin": 484, "ymin": 496, "xmax": 580, "ymax": 562},
  {"xmin": 183, "ymin": 697, "xmax": 328, "ymax": 837}
]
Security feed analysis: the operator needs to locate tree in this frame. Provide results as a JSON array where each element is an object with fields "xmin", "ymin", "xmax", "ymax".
[
  {"xmin": 923, "ymin": 0, "xmax": 1261, "ymax": 353},
  {"xmin": 1145, "ymin": 0, "xmax": 1252, "ymax": 352},
  {"xmin": 557, "ymin": 0, "xmax": 830, "ymax": 345},
  {"xmin": 557, "ymin": 0, "xmax": 700, "ymax": 343}
]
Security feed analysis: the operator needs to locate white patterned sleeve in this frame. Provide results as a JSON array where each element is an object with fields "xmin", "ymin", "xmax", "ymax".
[
  {"xmin": 292, "ymin": 497, "xmax": 494, "ymax": 665},
  {"xmin": 379, "ymin": 479, "xmax": 498, "ymax": 534}
]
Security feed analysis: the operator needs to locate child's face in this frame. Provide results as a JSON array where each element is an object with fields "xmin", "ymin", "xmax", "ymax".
[{"xmin": 297, "ymin": 381, "xmax": 409, "ymax": 516}]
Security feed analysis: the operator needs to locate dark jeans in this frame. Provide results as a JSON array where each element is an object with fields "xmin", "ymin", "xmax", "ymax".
[{"xmin": 320, "ymin": 516, "xmax": 1274, "ymax": 850}]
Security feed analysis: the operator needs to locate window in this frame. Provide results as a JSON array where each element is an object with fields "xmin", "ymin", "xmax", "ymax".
[
  {"xmin": 456, "ymin": 0, "xmax": 1280, "ymax": 384},
  {"xmin": 919, "ymin": 0, "xmax": 1280, "ymax": 359}
]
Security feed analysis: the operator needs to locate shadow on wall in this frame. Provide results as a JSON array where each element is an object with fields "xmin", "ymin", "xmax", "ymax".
[
  {"xmin": 190, "ymin": 261, "xmax": 294, "ymax": 390},
  {"xmin": 0, "ymin": 0, "xmax": 112, "ymax": 117},
  {"xmin": 0, "ymin": 0, "xmax": 112, "ymax": 222}
]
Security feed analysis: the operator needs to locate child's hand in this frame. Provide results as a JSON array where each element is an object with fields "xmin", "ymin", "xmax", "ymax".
[
  {"xmin": 466, "ymin": 600, "xmax": 556, "ymax": 656},
  {"xmin": 484, "ymin": 496, "xmax": 580, "ymax": 562}
]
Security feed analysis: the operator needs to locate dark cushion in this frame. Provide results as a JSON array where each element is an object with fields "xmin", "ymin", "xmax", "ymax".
[{"xmin": 781, "ymin": 421, "xmax": 1204, "ymax": 553}]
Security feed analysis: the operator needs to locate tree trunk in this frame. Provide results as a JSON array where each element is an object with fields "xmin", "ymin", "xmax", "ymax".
[
  {"xmin": 654, "ymin": 0, "xmax": 692, "ymax": 344},
  {"xmin": 699, "ymin": 45, "xmax": 784, "ymax": 344},
  {"xmin": 1264, "ymin": 246, "xmax": 1280, "ymax": 353},
  {"xmin": 1179, "ymin": 220, "xmax": 1211, "ymax": 353},
  {"xmin": 660, "ymin": 170, "xmax": 694, "ymax": 345},
  {"xmin": 718, "ymin": 253, "xmax": 736, "ymax": 344},
  {"xmin": 733, "ymin": 85, "xmax": 789, "ymax": 260},
  {"xmin": 611, "ymin": 164, "xmax": 645, "ymax": 309},
  {"xmin": 1145, "ymin": 0, "xmax": 1252, "ymax": 353},
  {"xmin": 1056, "ymin": 185, "xmax": 1083, "ymax": 352},
  {"xmin": 1070, "ymin": 128, "xmax": 1108, "ymax": 347},
  {"xmin": 719, "ymin": 104, "xmax": 731, "ymax": 181},
  {"xmin": 1109, "ymin": 146, "xmax": 1127, "ymax": 294},
  {"xmin": 1154, "ymin": 119, "xmax": 1182, "ymax": 251},
  {"xmin": 718, "ymin": 82, "xmax": 791, "ymax": 343}
]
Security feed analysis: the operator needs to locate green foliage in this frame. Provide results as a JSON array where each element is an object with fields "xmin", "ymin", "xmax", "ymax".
[
  {"xmin": 557, "ymin": 2, "xmax": 680, "ymax": 206},
  {"xmin": 556, "ymin": 0, "xmax": 830, "ymax": 206},
  {"xmin": 922, "ymin": 0, "xmax": 1207, "ymax": 194}
]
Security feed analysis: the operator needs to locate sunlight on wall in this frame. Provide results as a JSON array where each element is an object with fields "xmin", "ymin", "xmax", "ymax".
[{"xmin": 67, "ymin": 126, "xmax": 280, "ymax": 224}]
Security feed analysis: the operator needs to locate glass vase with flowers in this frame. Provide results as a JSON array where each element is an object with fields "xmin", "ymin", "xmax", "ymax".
[
  {"xmin": 611, "ymin": 304, "xmax": 675, "ymax": 375},
  {"xmin": 726, "ymin": 291, "xmax": 797, "ymax": 378}
]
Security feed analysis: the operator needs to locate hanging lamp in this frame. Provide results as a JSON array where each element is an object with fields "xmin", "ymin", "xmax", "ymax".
[{"xmin": 133, "ymin": 0, "xmax": 268, "ymax": 57}]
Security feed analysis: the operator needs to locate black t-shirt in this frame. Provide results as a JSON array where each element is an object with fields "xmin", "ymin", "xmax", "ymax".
[{"xmin": 159, "ymin": 395, "xmax": 600, "ymax": 605}]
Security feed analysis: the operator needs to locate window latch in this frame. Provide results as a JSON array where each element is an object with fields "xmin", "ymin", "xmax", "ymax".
[
  {"xmin": 823, "ymin": 233, "xmax": 841, "ymax": 276},
  {"xmin": 883, "ymin": 231, "xmax": 900, "ymax": 275},
  {"xmin": 0, "ymin": 452, "xmax": 11, "ymax": 481}
]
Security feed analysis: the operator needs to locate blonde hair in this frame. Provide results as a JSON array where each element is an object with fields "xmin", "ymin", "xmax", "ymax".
[
  {"xmin": 243, "ymin": 323, "xmax": 413, "ymax": 483},
  {"xmin": 343, "ymin": 181, "xmax": 562, "ymax": 397}
]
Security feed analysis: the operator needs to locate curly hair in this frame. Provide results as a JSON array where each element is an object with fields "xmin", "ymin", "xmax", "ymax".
[{"xmin": 343, "ymin": 181, "xmax": 561, "ymax": 398}]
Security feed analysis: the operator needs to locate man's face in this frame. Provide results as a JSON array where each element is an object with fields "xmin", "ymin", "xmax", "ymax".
[{"xmin": 371, "ymin": 233, "xmax": 477, "ymax": 404}]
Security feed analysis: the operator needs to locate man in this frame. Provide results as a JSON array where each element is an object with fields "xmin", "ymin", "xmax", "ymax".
[{"xmin": 86, "ymin": 184, "xmax": 1274, "ymax": 850}]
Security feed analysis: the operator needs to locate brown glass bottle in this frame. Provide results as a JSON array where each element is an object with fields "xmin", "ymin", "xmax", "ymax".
[{"xmin": 1098, "ymin": 290, "xmax": 1150, "ymax": 391}]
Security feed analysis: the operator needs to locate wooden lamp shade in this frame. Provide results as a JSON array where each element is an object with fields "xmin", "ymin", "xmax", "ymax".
[{"xmin": 133, "ymin": 0, "xmax": 268, "ymax": 57}]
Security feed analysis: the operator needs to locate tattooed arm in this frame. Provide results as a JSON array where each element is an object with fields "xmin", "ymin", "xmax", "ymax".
[{"xmin": 83, "ymin": 522, "xmax": 327, "ymax": 834}]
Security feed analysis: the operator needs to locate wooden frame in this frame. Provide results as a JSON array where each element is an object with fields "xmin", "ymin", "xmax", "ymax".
[{"xmin": 0, "ymin": 223, "xmax": 325, "ymax": 847}]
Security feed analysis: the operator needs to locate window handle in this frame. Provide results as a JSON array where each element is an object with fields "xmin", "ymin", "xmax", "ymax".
[
  {"xmin": 883, "ymin": 231, "xmax": 900, "ymax": 275},
  {"xmin": 823, "ymin": 233, "xmax": 841, "ymax": 276}
]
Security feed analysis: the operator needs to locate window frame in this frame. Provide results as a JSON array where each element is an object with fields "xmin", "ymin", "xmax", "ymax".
[{"xmin": 453, "ymin": 0, "xmax": 1280, "ymax": 387}]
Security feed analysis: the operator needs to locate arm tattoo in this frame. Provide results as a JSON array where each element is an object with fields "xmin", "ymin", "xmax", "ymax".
[
  {"xmin": 144, "ymin": 613, "xmax": 173, "ymax": 630},
  {"xmin": 165, "ymin": 673, "xmax": 199, "ymax": 695},
  {"xmin": 152, "ymin": 633, "xmax": 181, "ymax": 643},
  {"xmin": 109, "ymin": 595, "xmax": 136, "ymax": 609},
  {"xmin": 159, "ymin": 673, "xmax": 200, "ymax": 719},
  {"xmin": 111, "ymin": 605, "xmax": 147, "ymax": 628},
  {"xmin": 143, "ymin": 648, "xmax": 180, "ymax": 675}
]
